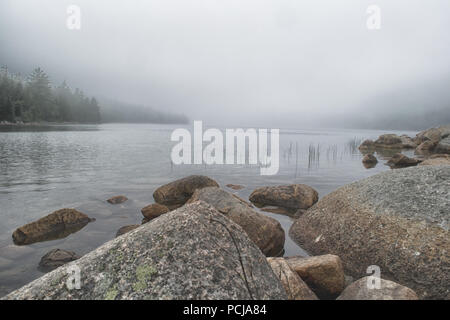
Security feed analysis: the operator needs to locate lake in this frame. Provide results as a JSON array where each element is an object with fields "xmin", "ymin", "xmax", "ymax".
[{"xmin": 0, "ymin": 123, "xmax": 417, "ymax": 297}]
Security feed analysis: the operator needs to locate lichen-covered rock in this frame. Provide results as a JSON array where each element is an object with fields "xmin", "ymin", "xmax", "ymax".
[
  {"xmin": 337, "ymin": 277, "xmax": 419, "ymax": 300},
  {"xmin": 153, "ymin": 175, "xmax": 219, "ymax": 209},
  {"xmin": 38, "ymin": 249, "xmax": 80, "ymax": 272},
  {"xmin": 249, "ymin": 184, "xmax": 318, "ymax": 210},
  {"xmin": 4, "ymin": 201, "xmax": 287, "ymax": 300},
  {"xmin": 188, "ymin": 187, "xmax": 285, "ymax": 257},
  {"xmin": 107, "ymin": 195, "xmax": 128, "ymax": 204},
  {"xmin": 267, "ymin": 258, "xmax": 318, "ymax": 300},
  {"xmin": 385, "ymin": 153, "xmax": 421, "ymax": 168},
  {"xmin": 12, "ymin": 209, "xmax": 94, "ymax": 245},
  {"xmin": 286, "ymin": 255, "xmax": 345, "ymax": 299},
  {"xmin": 115, "ymin": 225, "xmax": 140, "ymax": 237},
  {"xmin": 289, "ymin": 166, "xmax": 450, "ymax": 299},
  {"xmin": 141, "ymin": 203, "xmax": 169, "ymax": 220}
]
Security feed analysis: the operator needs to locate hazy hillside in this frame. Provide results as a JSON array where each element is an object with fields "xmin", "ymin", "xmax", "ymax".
[{"xmin": 99, "ymin": 99, "xmax": 189, "ymax": 124}]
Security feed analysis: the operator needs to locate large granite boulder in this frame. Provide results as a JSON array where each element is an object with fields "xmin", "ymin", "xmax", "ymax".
[
  {"xmin": 188, "ymin": 187, "xmax": 285, "ymax": 257},
  {"xmin": 415, "ymin": 126, "xmax": 450, "ymax": 144},
  {"xmin": 289, "ymin": 166, "xmax": 450, "ymax": 299},
  {"xmin": 337, "ymin": 277, "xmax": 419, "ymax": 300},
  {"xmin": 374, "ymin": 134, "xmax": 403, "ymax": 149},
  {"xmin": 12, "ymin": 209, "xmax": 94, "ymax": 245},
  {"xmin": 4, "ymin": 201, "xmax": 287, "ymax": 300},
  {"xmin": 415, "ymin": 140, "xmax": 437, "ymax": 155},
  {"xmin": 249, "ymin": 184, "xmax": 318, "ymax": 210},
  {"xmin": 419, "ymin": 154, "xmax": 450, "ymax": 166},
  {"xmin": 435, "ymin": 136, "xmax": 450, "ymax": 154},
  {"xmin": 286, "ymin": 255, "xmax": 345, "ymax": 299},
  {"xmin": 267, "ymin": 258, "xmax": 318, "ymax": 300},
  {"xmin": 153, "ymin": 175, "xmax": 219, "ymax": 209}
]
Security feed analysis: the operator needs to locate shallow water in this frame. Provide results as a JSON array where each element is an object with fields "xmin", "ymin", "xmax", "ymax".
[{"xmin": 0, "ymin": 123, "xmax": 417, "ymax": 296}]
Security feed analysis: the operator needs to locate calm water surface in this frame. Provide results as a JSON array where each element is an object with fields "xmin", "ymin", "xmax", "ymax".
[{"xmin": 0, "ymin": 123, "xmax": 417, "ymax": 296}]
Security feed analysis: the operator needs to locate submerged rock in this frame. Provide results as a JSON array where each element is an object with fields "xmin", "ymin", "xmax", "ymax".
[
  {"xmin": 107, "ymin": 195, "xmax": 128, "ymax": 204},
  {"xmin": 226, "ymin": 184, "xmax": 245, "ymax": 190},
  {"xmin": 153, "ymin": 175, "xmax": 219, "ymax": 209},
  {"xmin": 267, "ymin": 258, "xmax": 318, "ymax": 300},
  {"xmin": 115, "ymin": 225, "xmax": 140, "ymax": 237},
  {"xmin": 188, "ymin": 187, "xmax": 285, "ymax": 257},
  {"xmin": 141, "ymin": 203, "xmax": 169, "ymax": 221},
  {"xmin": 38, "ymin": 249, "xmax": 80, "ymax": 272},
  {"xmin": 289, "ymin": 166, "xmax": 450, "ymax": 299},
  {"xmin": 286, "ymin": 255, "xmax": 345, "ymax": 299},
  {"xmin": 3, "ymin": 201, "xmax": 287, "ymax": 300},
  {"xmin": 385, "ymin": 153, "xmax": 421, "ymax": 168},
  {"xmin": 337, "ymin": 277, "xmax": 419, "ymax": 300},
  {"xmin": 249, "ymin": 184, "xmax": 318, "ymax": 210},
  {"xmin": 12, "ymin": 209, "xmax": 94, "ymax": 245}
]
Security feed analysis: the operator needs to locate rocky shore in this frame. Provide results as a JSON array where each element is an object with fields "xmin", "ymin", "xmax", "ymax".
[{"xmin": 2, "ymin": 125, "xmax": 449, "ymax": 300}]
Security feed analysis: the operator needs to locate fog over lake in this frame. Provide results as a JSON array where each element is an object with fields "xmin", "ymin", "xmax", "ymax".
[{"xmin": 1, "ymin": 0, "xmax": 450, "ymax": 129}]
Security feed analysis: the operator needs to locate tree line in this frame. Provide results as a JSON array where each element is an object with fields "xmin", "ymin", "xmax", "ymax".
[{"xmin": 0, "ymin": 66, "xmax": 100, "ymax": 123}]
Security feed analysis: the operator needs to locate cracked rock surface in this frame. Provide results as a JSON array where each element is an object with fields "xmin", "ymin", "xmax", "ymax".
[{"xmin": 4, "ymin": 201, "xmax": 287, "ymax": 300}]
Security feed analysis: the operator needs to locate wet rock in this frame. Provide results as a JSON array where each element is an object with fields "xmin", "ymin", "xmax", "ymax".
[
  {"xmin": 415, "ymin": 140, "xmax": 437, "ymax": 155},
  {"xmin": 153, "ymin": 175, "xmax": 219, "ymax": 209},
  {"xmin": 12, "ymin": 209, "xmax": 94, "ymax": 245},
  {"xmin": 3, "ymin": 201, "xmax": 287, "ymax": 300},
  {"xmin": 226, "ymin": 184, "xmax": 245, "ymax": 190},
  {"xmin": 289, "ymin": 166, "xmax": 450, "ymax": 299},
  {"xmin": 337, "ymin": 277, "xmax": 419, "ymax": 300},
  {"xmin": 386, "ymin": 153, "xmax": 421, "ymax": 168},
  {"xmin": 267, "ymin": 258, "xmax": 318, "ymax": 300},
  {"xmin": 374, "ymin": 134, "xmax": 403, "ymax": 149},
  {"xmin": 249, "ymin": 184, "xmax": 318, "ymax": 210},
  {"xmin": 362, "ymin": 154, "xmax": 377, "ymax": 168},
  {"xmin": 115, "ymin": 225, "xmax": 140, "ymax": 237},
  {"xmin": 188, "ymin": 187, "xmax": 285, "ymax": 257},
  {"xmin": 358, "ymin": 139, "xmax": 375, "ymax": 152},
  {"xmin": 141, "ymin": 203, "xmax": 169, "ymax": 221},
  {"xmin": 399, "ymin": 135, "xmax": 417, "ymax": 149},
  {"xmin": 435, "ymin": 136, "xmax": 450, "ymax": 154},
  {"xmin": 419, "ymin": 154, "xmax": 450, "ymax": 166},
  {"xmin": 107, "ymin": 195, "xmax": 128, "ymax": 204},
  {"xmin": 38, "ymin": 249, "xmax": 80, "ymax": 272},
  {"xmin": 286, "ymin": 254, "xmax": 345, "ymax": 299}
]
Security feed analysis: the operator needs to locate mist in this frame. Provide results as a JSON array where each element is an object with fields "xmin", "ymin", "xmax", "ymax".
[{"xmin": 1, "ymin": 0, "xmax": 450, "ymax": 129}]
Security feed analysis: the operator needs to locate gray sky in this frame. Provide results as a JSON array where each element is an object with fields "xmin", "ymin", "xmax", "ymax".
[{"xmin": 1, "ymin": 0, "xmax": 450, "ymax": 127}]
